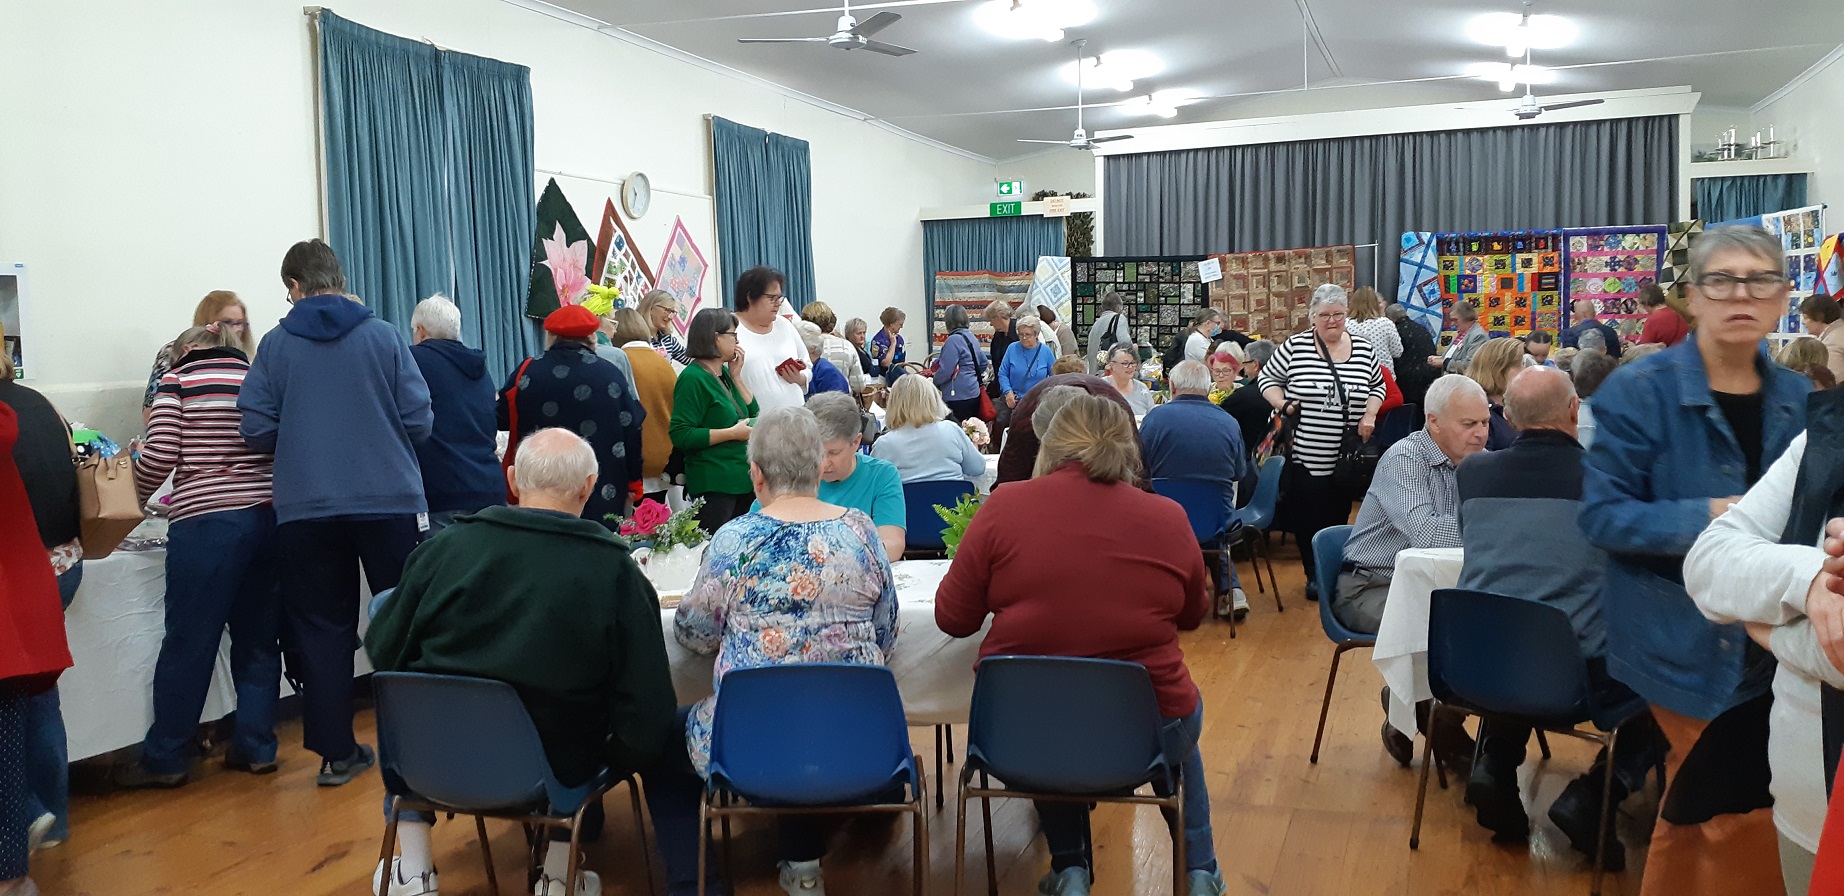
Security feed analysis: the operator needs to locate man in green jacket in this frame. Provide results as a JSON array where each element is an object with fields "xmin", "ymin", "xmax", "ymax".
[{"xmin": 366, "ymin": 427, "xmax": 675, "ymax": 896}]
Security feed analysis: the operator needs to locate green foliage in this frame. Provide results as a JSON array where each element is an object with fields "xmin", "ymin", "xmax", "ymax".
[
  {"xmin": 933, "ymin": 494, "xmax": 985, "ymax": 558},
  {"xmin": 653, "ymin": 499, "xmax": 710, "ymax": 553}
]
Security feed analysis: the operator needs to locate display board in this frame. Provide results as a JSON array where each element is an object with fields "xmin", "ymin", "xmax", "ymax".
[
  {"xmin": 1759, "ymin": 205, "xmax": 1828, "ymax": 332},
  {"xmin": 931, "ymin": 270, "xmax": 1033, "ymax": 355},
  {"xmin": 1436, "ymin": 231, "xmax": 1564, "ymax": 339},
  {"xmin": 1206, "ymin": 245, "xmax": 1356, "ymax": 340},
  {"xmin": 1071, "ymin": 256, "xmax": 1210, "ymax": 360},
  {"xmin": 1562, "ymin": 226, "xmax": 1667, "ymax": 339}
]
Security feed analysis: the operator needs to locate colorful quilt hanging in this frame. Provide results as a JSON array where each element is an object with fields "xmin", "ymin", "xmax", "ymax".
[
  {"xmin": 1205, "ymin": 245, "xmax": 1355, "ymax": 340},
  {"xmin": 1562, "ymin": 227, "xmax": 1668, "ymax": 339},
  {"xmin": 1397, "ymin": 232, "xmax": 1442, "ymax": 337},
  {"xmin": 1435, "ymin": 231, "xmax": 1564, "ymax": 341},
  {"xmin": 1071, "ymin": 257, "xmax": 1209, "ymax": 356}
]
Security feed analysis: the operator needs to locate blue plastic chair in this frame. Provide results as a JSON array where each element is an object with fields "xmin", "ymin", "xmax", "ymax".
[
  {"xmin": 903, "ymin": 479, "xmax": 977, "ymax": 558},
  {"xmin": 372, "ymin": 672, "xmax": 653, "ymax": 896},
  {"xmin": 1232, "ymin": 455, "xmax": 1286, "ymax": 601},
  {"xmin": 954, "ymin": 656, "xmax": 1187, "ymax": 896},
  {"xmin": 1414, "ymin": 589, "xmax": 1647, "ymax": 895},
  {"xmin": 702, "ymin": 664, "xmax": 926, "ymax": 896},
  {"xmin": 1307, "ymin": 525, "xmax": 1380, "ymax": 764},
  {"xmin": 1151, "ymin": 477, "xmax": 1268, "ymax": 637}
]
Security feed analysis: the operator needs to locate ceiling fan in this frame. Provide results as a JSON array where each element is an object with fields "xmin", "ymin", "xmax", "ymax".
[
  {"xmin": 1507, "ymin": 45, "xmax": 1602, "ymax": 120},
  {"xmin": 1018, "ymin": 39, "xmax": 1135, "ymax": 151},
  {"xmin": 736, "ymin": 0, "xmax": 916, "ymax": 57}
]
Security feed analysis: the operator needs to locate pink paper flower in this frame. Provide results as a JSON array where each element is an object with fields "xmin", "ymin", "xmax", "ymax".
[{"xmin": 541, "ymin": 223, "xmax": 591, "ymax": 306}]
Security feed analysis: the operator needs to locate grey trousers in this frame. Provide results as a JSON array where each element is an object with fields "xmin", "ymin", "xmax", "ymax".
[
  {"xmin": 1332, "ymin": 568, "xmax": 1392, "ymax": 635},
  {"xmin": 1779, "ymin": 830, "xmax": 1814, "ymax": 896}
]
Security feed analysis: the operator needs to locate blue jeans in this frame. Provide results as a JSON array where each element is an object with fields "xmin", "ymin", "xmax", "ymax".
[
  {"xmin": 141, "ymin": 506, "xmax": 283, "ymax": 775},
  {"xmin": 22, "ymin": 564, "xmax": 80, "ymax": 841},
  {"xmin": 1037, "ymin": 701, "xmax": 1217, "ymax": 874}
]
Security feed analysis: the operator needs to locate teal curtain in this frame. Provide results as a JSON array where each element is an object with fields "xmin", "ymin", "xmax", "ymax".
[
  {"xmin": 922, "ymin": 215, "xmax": 1066, "ymax": 316},
  {"xmin": 1695, "ymin": 174, "xmax": 1809, "ymax": 224},
  {"xmin": 711, "ymin": 117, "xmax": 817, "ymax": 310},
  {"xmin": 318, "ymin": 10, "xmax": 536, "ymax": 380}
]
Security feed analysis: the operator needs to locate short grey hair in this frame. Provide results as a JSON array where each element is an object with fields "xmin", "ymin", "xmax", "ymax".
[
  {"xmin": 1100, "ymin": 292, "xmax": 1124, "ymax": 312},
  {"xmin": 795, "ymin": 319, "xmax": 824, "ymax": 355},
  {"xmin": 747, "ymin": 408, "xmax": 823, "ymax": 497},
  {"xmin": 1014, "ymin": 314, "xmax": 1042, "ymax": 338},
  {"xmin": 1577, "ymin": 327, "xmax": 1607, "ymax": 353},
  {"xmin": 1168, "ymin": 360, "xmax": 1212, "ymax": 394},
  {"xmin": 1246, "ymin": 340, "xmax": 1277, "ymax": 367},
  {"xmin": 1424, "ymin": 374, "xmax": 1487, "ymax": 418},
  {"xmin": 514, "ymin": 428, "xmax": 597, "ymax": 496},
  {"xmin": 413, "ymin": 293, "xmax": 462, "ymax": 341},
  {"xmin": 1310, "ymin": 284, "xmax": 1349, "ymax": 313},
  {"xmin": 1454, "ymin": 301, "xmax": 1479, "ymax": 323},
  {"xmin": 1691, "ymin": 224, "xmax": 1786, "ymax": 281},
  {"xmin": 844, "ymin": 318, "xmax": 868, "ymax": 339},
  {"xmin": 805, "ymin": 392, "xmax": 863, "ymax": 443},
  {"xmin": 944, "ymin": 305, "xmax": 971, "ymax": 331},
  {"xmin": 1384, "ymin": 303, "xmax": 1407, "ymax": 322},
  {"xmin": 1031, "ymin": 384, "xmax": 1085, "ymax": 434},
  {"xmin": 1503, "ymin": 365, "xmax": 1576, "ymax": 430},
  {"xmin": 983, "ymin": 300, "xmax": 1015, "ymax": 320}
]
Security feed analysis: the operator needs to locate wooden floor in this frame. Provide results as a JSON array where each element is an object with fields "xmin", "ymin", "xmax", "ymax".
[{"xmin": 33, "ymin": 541, "xmax": 1654, "ymax": 896}]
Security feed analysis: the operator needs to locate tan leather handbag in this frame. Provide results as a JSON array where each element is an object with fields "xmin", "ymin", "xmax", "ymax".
[{"xmin": 76, "ymin": 452, "xmax": 144, "ymax": 559}]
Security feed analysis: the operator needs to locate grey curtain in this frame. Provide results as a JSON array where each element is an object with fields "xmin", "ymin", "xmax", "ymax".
[
  {"xmin": 922, "ymin": 216, "xmax": 1066, "ymax": 310},
  {"xmin": 1696, "ymin": 174, "xmax": 1808, "ymax": 224},
  {"xmin": 1104, "ymin": 115, "xmax": 1679, "ymax": 300},
  {"xmin": 711, "ymin": 117, "xmax": 818, "ymax": 310}
]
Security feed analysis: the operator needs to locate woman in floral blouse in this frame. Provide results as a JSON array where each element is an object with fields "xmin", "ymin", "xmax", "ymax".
[{"xmin": 673, "ymin": 405, "xmax": 897, "ymax": 895}]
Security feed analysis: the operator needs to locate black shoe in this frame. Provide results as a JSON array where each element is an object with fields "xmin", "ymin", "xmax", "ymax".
[
  {"xmin": 112, "ymin": 762, "xmax": 188, "ymax": 790},
  {"xmin": 1233, "ymin": 607, "xmax": 1249, "ymax": 622},
  {"xmin": 1381, "ymin": 722, "xmax": 1414, "ymax": 768},
  {"xmin": 224, "ymin": 752, "xmax": 279, "ymax": 775},
  {"xmin": 1428, "ymin": 710, "xmax": 1476, "ymax": 781},
  {"xmin": 1304, "ymin": 579, "xmax": 1320, "ymax": 602},
  {"xmin": 1547, "ymin": 776, "xmax": 1626, "ymax": 872},
  {"xmin": 317, "ymin": 743, "xmax": 376, "ymax": 787},
  {"xmin": 1464, "ymin": 763, "xmax": 1529, "ymax": 842}
]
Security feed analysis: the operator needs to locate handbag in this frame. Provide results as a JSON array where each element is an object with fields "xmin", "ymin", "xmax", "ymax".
[
  {"xmin": 500, "ymin": 357, "xmax": 536, "ymax": 503},
  {"xmin": 1317, "ymin": 333, "xmax": 1380, "ymax": 498},
  {"xmin": 76, "ymin": 452, "xmax": 144, "ymax": 559},
  {"xmin": 953, "ymin": 331, "xmax": 998, "ymax": 423}
]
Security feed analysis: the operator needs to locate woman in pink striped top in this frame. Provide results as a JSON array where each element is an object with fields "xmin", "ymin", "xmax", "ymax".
[{"xmin": 114, "ymin": 323, "xmax": 283, "ymax": 788}]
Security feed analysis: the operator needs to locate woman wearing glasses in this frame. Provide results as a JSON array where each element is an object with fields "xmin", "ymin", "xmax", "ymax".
[
  {"xmin": 1580, "ymin": 225, "xmax": 1810, "ymax": 893},
  {"xmin": 671, "ymin": 308, "xmax": 760, "ymax": 532},
  {"xmin": 730, "ymin": 267, "xmax": 809, "ymax": 412},
  {"xmin": 1103, "ymin": 344, "xmax": 1153, "ymax": 416},
  {"xmin": 142, "ymin": 291, "xmax": 252, "ymax": 421}
]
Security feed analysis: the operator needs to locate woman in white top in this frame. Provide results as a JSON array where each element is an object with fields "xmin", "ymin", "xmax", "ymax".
[
  {"xmin": 1102, "ymin": 344, "xmax": 1155, "ymax": 417},
  {"xmin": 731, "ymin": 266, "xmax": 809, "ymax": 411},
  {"xmin": 1343, "ymin": 286, "xmax": 1403, "ymax": 373},
  {"xmin": 870, "ymin": 374, "xmax": 984, "ymax": 484},
  {"xmin": 1184, "ymin": 309, "xmax": 1223, "ymax": 363}
]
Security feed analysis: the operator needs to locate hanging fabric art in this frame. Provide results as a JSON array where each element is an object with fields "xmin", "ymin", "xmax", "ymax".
[
  {"xmin": 1026, "ymin": 256, "xmax": 1073, "ymax": 327},
  {"xmin": 933, "ymin": 271, "xmax": 1034, "ymax": 354},
  {"xmin": 652, "ymin": 217, "xmax": 708, "ymax": 337},
  {"xmin": 592, "ymin": 200, "xmax": 655, "ymax": 313},
  {"xmin": 1071, "ymin": 256, "xmax": 1209, "ymax": 352},
  {"xmin": 1817, "ymin": 235, "xmax": 1844, "ymax": 302},
  {"xmin": 1753, "ymin": 205, "xmax": 1828, "ymax": 332},
  {"xmin": 525, "ymin": 179, "xmax": 595, "ymax": 320},
  {"xmin": 1206, "ymin": 245, "xmax": 1355, "ymax": 340},
  {"xmin": 1397, "ymin": 232, "xmax": 1442, "ymax": 337},
  {"xmin": 1562, "ymin": 226, "xmax": 1668, "ymax": 341},
  {"xmin": 1435, "ymin": 231, "xmax": 1564, "ymax": 342}
]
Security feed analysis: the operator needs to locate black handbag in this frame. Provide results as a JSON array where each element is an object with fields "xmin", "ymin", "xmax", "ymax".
[{"xmin": 1317, "ymin": 333, "xmax": 1380, "ymax": 498}]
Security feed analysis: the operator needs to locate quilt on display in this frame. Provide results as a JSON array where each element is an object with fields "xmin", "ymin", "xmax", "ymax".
[
  {"xmin": 1026, "ymin": 256, "xmax": 1073, "ymax": 326},
  {"xmin": 1206, "ymin": 245, "xmax": 1355, "ymax": 340},
  {"xmin": 526, "ymin": 179, "xmax": 596, "ymax": 320},
  {"xmin": 1658, "ymin": 220, "xmax": 1704, "ymax": 302},
  {"xmin": 592, "ymin": 200, "xmax": 655, "ymax": 312},
  {"xmin": 1071, "ymin": 257, "xmax": 1209, "ymax": 358},
  {"xmin": 652, "ymin": 217, "xmax": 707, "ymax": 337},
  {"xmin": 1397, "ymin": 232, "xmax": 1442, "ymax": 337},
  {"xmin": 1562, "ymin": 226, "xmax": 1668, "ymax": 339},
  {"xmin": 1757, "ymin": 205, "xmax": 1827, "ymax": 332},
  {"xmin": 932, "ymin": 270, "xmax": 1034, "ymax": 355},
  {"xmin": 1435, "ymin": 231, "xmax": 1564, "ymax": 341}
]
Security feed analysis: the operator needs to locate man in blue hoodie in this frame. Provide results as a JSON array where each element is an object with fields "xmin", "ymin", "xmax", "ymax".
[
  {"xmin": 238, "ymin": 238, "xmax": 433, "ymax": 786},
  {"xmin": 409, "ymin": 294, "xmax": 506, "ymax": 534}
]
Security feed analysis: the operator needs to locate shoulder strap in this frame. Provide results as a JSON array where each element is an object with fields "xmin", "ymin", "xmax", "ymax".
[
  {"xmin": 957, "ymin": 330, "xmax": 985, "ymax": 377},
  {"xmin": 1315, "ymin": 333, "xmax": 1355, "ymax": 427}
]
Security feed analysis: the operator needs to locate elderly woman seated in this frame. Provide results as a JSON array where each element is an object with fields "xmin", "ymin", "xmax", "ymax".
[
  {"xmin": 870, "ymin": 374, "xmax": 985, "ymax": 484},
  {"xmin": 665, "ymin": 406, "xmax": 898, "ymax": 896},
  {"xmin": 935, "ymin": 393, "xmax": 1225, "ymax": 896}
]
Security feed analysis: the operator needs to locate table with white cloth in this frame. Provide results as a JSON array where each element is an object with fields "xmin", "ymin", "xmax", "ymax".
[
  {"xmin": 973, "ymin": 454, "xmax": 999, "ymax": 494},
  {"xmin": 58, "ymin": 548, "xmax": 374, "ymax": 761},
  {"xmin": 1371, "ymin": 547, "xmax": 1465, "ymax": 737},
  {"xmin": 659, "ymin": 559, "xmax": 988, "ymax": 726}
]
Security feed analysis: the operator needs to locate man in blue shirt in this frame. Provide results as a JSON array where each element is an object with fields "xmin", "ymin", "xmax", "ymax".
[
  {"xmin": 754, "ymin": 392, "xmax": 906, "ymax": 560},
  {"xmin": 1561, "ymin": 299, "xmax": 1624, "ymax": 359},
  {"xmin": 1140, "ymin": 361, "xmax": 1249, "ymax": 619}
]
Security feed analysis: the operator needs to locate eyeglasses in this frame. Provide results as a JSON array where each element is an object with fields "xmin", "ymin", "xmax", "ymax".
[
  {"xmin": 715, "ymin": 329, "xmax": 737, "ymax": 337},
  {"xmin": 761, "ymin": 293, "xmax": 784, "ymax": 301},
  {"xmin": 1313, "ymin": 312, "xmax": 1347, "ymax": 322},
  {"xmin": 1695, "ymin": 273, "xmax": 1788, "ymax": 300},
  {"xmin": 1111, "ymin": 359, "xmax": 1137, "ymax": 367}
]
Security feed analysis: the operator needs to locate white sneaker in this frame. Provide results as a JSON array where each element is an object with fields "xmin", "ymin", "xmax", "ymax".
[
  {"xmin": 26, "ymin": 813, "xmax": 56, "ymax": 852},
  {"xmin": 533, "ymin": 870, "xmax": 601, "ymax": 896},
  {"xmin": 778, "ymin": 859, "xmax": 826, "ymax": 895},
  {"xmin": 1232, "ymin": 588, "xmax": 1249, "ymax": 612},
  {"xmin": 373, "ymin": 858, "xmax": 439, "ymax": 896}
]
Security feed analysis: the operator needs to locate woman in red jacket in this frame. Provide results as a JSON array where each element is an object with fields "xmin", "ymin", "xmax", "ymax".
[
  {"xmin": 1638, "ymin": 283, "xmax": 1691, "ymax": 347},
  {"xmin": 936, "ymin": 393, "xmax": 1223, "ymax": 896},
  {"xmin": 0, "ymin": 400, "xmax": 74, "ymax": 896}
]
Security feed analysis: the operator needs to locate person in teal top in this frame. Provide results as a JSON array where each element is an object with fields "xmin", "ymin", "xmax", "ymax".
[
  {"xmin": 999, "ymin": 314, "xmax": 1055, "ymax": 412},
  {"xmin": 753, "ymin": 392, "xmax": 906, "ymax": 560},
  {"xmin": 671, "ymin": 309, "xmax": 759, "ymax": 533}
]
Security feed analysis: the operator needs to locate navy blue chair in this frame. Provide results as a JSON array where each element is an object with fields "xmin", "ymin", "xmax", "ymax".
[
  {"xmin": 1414, "ymin": 589, "xmax": 1648, "ymax": 896},
  {"xmin": 1232, "ymin": 455, "xmax": 1286, "ymax": 600},
  {"xmin": 1308, "ymin": 525, "xmax": 1380, "ymax": 765},
  {"xmin": 954, "ymin": 656, "xmax": 1187, "ymax": 896},
  {"xmin": 1372, "ymin": 403, "xmax": 1420, "ymax": 453},
  {"xmin": 702, "ymin": 663, "xmax": 926, "ymax": 896},
  {"xmin": 902, "ymin": 479, "xmax": 977, "ymax": 558},
  {"xmin": 373, "ymin": 672, "xmax": 652, "ymax": 896},
  {"xmin": 1152, "ymin": 477, "xmax": 1264, "ymax": 637}
]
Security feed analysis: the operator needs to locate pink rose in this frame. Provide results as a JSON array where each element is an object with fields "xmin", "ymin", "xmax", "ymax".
[
  {"xmin": 618, "ymin": 521, "xmax": 639, "ymax": 536},
  {"xmin": 633, "ymin": 499, "xmax": 672, "ymax": 534}
]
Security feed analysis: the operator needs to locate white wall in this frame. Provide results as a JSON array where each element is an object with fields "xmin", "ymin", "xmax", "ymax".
[
  {"xmin": 996, "ymin": 149, "xmax": 1100, "ymax": 198},
  {"xmin": 1754, "ymin": 52, "xmax": 1844, "ymax": 212},
  {"xmin": 0, "ymin": 0, "xmax": 992, "ymax": 439}
]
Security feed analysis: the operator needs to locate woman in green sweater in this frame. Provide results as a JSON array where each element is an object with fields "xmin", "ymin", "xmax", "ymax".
[{"xmin": 671, "ymin": 308, "xmax": 759, "ymax": 532}]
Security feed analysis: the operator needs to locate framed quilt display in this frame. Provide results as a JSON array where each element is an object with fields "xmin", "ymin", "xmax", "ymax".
[
  {"xmin": 1434, "ymin": 231, "xmax": 1563, "ymax": 342},
  {"xmin": 1562, "ymin": 227, "xmax": 1668, "ymax": 339},
  {"xmin": 591, "ymin": 200, "xmax": 655, "ymax": 311},
  {"xmin": 1207, "ymin": 245, "xmax": 1356, "ymax": 340},
  {"xmin": 1070, "ymin": 256, "xmax": 1209, "ymax": 361}
]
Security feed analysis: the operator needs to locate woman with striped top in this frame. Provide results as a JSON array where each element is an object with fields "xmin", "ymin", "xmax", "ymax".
[
  {"xmin": 1258, "ymin": 285, "xmax": 1384, "ymax": 596},
  {"xmin": 115, "ymin": 323, "xmax": 282, "ymax": 788}
]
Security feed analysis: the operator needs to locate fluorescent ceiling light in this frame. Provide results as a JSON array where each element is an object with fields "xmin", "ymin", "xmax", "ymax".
[
  {"xmin": 973, "ymin": 0, "xmax": 1097, "ymax": 42},
  {"xmin": 1060, "ymin": 51, "xmax": 1162, "ymax": 93},
  {"xmin": 1464, "ymin": 11, "xmax": 1577, "ymax": 55},
  {"xmin": 1468, "ymin": 61, "xmax": 1554, "ymax": 92},
  {"xmin": 1123, "ymin": 88, "xmax": 1202, "ymax": 118}
]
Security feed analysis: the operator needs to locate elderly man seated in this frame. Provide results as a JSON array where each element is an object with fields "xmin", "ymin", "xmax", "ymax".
[
  {"xmin": 1456, "ymin": 366, "xmax": 1664, "ymax": 869},
  {"xmin": 1338, "ymin": 374, "xmax": 1492, "ymax": 769},
  {"xmin": 754, "ymin": 392, "xmax": 905, "ymax": 560},
  {"xmin": 1141, "ymin": 360, "xmax": 1249, "ymax": 619},
  {"xmin": 364, "ymin": 428, "xmax": 676, "ymax": 896}
]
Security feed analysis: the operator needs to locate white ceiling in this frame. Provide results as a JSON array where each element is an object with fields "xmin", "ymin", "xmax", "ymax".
[{"xmin": 557, "ymin": 0, "xmax": 1843, "ymax": 160}]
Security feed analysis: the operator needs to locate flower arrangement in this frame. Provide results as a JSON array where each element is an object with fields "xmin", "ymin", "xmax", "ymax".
[
  {"xmin": 934, "ymin": 494, "xmax": 983, "ymax": 559},
  {"xmin": 1208, "ymin": 386, "xmax": 1231, "ymax": 405},
  {"xmin": 609, "ymin": 498, "xmax": 710, "ymax": 553},
  {"xmin": 961, "ymin": 417, "xmax": 990, "ymax": 449}
]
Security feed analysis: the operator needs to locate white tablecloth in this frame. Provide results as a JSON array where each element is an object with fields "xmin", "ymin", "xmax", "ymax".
[
  {"xmin": 59, "ymin": 549, "xmax": 373, "ymax": 761},
  {"xmin": 1372, "ymin": 547, "xmax": 1465, "ymax": 737},
  {"xmin": 660, "ymin": 559, "xmax": 987, "ymax": 726},
  {"xmin": 973, "ymin": 454, "xmax": 999, "ymax": 494}
]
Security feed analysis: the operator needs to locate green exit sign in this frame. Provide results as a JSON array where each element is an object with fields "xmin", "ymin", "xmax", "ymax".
[
  {"xmin": 997, "ymin": 180, "xmax": 1023, "ymax": 197},
  {"xmin": 990, "ymin": 201, "xmax": 1023, "ymax": 217}
]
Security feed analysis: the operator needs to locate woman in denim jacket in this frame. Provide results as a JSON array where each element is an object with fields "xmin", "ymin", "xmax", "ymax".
[{"xmin": 1581, "ymin": 225, "xmax": 1810, "ymax": 896}]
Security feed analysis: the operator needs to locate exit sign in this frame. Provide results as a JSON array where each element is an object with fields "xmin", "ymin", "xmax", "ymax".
[
  {"xmin": 997, "ymin": 180, "xmax": 1023, "ymax": 198},
  {"xmin": 989, "ymin": 201, "xmax": 1023, "ymax": 217}
]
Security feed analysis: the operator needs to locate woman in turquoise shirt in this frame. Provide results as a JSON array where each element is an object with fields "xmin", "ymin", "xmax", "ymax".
[{"xmin": 998, "ymin": 314, "xmax": 1054, "ymax": 412}]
